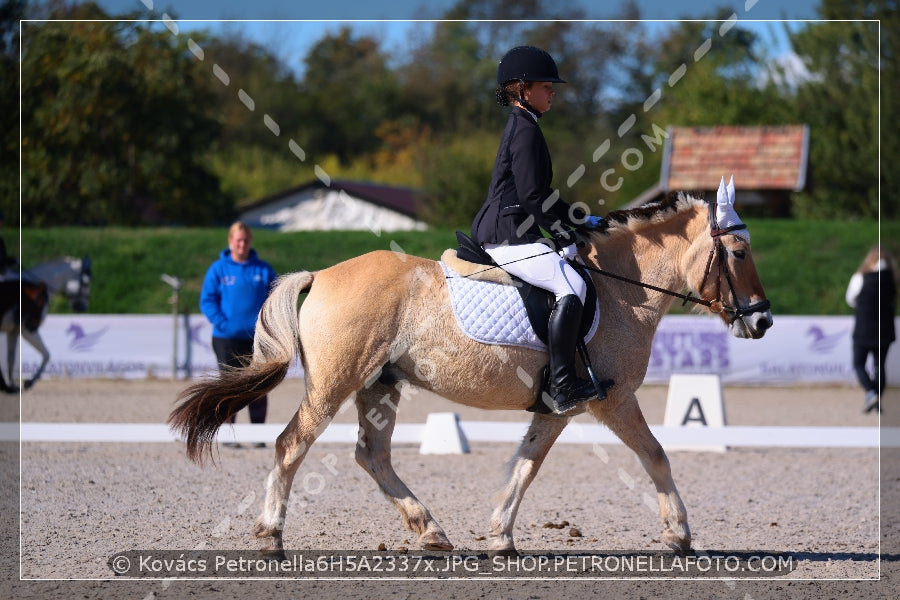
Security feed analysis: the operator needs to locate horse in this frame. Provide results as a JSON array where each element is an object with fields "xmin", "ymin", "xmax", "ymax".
[
  {"xmin": 169, "ymin": 189, "xmax": 773, "ymax": 557},
  {"xmin": 0, "ymin": 256, "xmax": 92, "ymax": 391}
]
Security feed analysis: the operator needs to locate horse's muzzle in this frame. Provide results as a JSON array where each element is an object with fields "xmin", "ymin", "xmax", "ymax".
[{"xmin": 731, "ymin": 309, "xmax": 773, "ymax": 339}]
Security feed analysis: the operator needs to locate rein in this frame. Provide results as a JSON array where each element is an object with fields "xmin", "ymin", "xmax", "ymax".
[
  {"xmin": 577, "ymin": 261, "xmax": 712, "ymax": 309},
  {"xmin": 451, "ymin": 245, "xmax": 716, "ymax": 310},
  {"xmin": 455, "ymin": 201, "xmax": 770, "ymax": 323}
]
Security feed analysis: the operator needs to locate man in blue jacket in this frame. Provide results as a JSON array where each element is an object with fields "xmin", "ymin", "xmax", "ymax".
[{"xmin": 200, "ymin": 222, "xmax": 277, "ymax": 445}]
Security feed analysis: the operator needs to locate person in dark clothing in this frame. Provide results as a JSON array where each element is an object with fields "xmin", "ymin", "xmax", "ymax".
[
  {"xmin": 200, "ymin": 222, "xmax": 277, "ymax": 445},
  {"xmin": 470, "ymin": 46, "xmax": 604, "ymax": 415},
  {"xmin": 845, "ymin": 246, "xmax": 897, "ymax": 413}
]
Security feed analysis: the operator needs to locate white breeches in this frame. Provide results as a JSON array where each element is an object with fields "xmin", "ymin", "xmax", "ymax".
[{"xmin": 484, "ymin": 242, "xmax": 586, "ymax": 303}]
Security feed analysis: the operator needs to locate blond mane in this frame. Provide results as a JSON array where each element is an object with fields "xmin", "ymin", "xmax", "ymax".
[{"xmin": 594, "ymin": 192, "xmax": 706, "ymax": 238}]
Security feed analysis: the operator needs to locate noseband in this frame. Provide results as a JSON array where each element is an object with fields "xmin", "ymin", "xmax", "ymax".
[{"xmin": 700, "ymin": 202, "xmax": 770, "ymax": 323}]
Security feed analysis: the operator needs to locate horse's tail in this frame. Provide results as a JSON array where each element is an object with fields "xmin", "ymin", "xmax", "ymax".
[{"xmin": 168, "ymin": 271, "xmax": 315, "ymax": 463}]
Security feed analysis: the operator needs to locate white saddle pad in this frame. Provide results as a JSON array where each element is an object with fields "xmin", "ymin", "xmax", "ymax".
[{"xmin": 440, "ymin": 261, "xmax": 599, "ymax": 352}]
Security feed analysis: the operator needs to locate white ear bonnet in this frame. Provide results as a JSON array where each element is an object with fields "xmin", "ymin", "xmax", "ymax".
[{"xmin": 716, "ymin": 175, "xmax": 750, "ymax": 242}]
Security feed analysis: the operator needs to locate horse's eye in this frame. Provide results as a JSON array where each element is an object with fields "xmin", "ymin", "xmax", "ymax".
[{"xmin": 732, "ymin": 249, "xmax": 746, "ymax": 260}]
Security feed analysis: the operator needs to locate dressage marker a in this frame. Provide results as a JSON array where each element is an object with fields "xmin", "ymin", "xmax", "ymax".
[
  {"xmin": 7, "ymin": 419, "xmax": 891, "ymax": 448},
  {"xmin": 662, "ymin": 374, "xmax": 727, "ymax": 452}
]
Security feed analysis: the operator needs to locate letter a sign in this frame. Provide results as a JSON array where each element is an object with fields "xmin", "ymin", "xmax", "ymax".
[
  {"xmin": 663, "ymin": 374, "xmax": 727, "ymax": 452},
  {"xmin": 681, "ymin": 397, "xmax": 707, "ymax": 425}
]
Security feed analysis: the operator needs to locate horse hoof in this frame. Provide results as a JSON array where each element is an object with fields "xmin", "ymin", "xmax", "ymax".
[
  {"xmin": 253, "ymin": 520, "xmax": 286, "ymax": 559},
  {"xmin": 663, "ymin": 530, "xmax": 692, "ymax": 556},
  {"xmin": 258, "ymin": 547, "xmax": 287, "ymax": 561},
  {"xmin": 24, "ymin": 380, "xmax": 35, "ymax": 390},
  {"xmin": 488, "ymin": 547, "xmax": 519, "ymax": 558},
  {"xmin": 420, "ymin": 531, "xmax": 453, "ymax": 551}
]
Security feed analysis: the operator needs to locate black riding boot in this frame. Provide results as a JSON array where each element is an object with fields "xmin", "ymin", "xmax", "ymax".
[{"xmin": 546, "ymin": 294, "xmax": 597, "ymax": 414}]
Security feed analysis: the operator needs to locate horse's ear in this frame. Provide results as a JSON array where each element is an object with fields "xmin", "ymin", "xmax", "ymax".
[
  {"xmin": 715, "ymin": 175, "xmax": 750, "ymax": 242},
  {"xmin": 716, "ymin": 176, "xmax": 729, "ymax": 209}
]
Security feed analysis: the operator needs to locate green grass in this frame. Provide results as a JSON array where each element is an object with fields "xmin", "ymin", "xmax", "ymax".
[
  {"xmin": 11, "ymin": 227, "xmax": 460, "ymax": 315},
  {"xmin": 746, "ymin": 219, "xmax": 893, "ymax": 316},
  {"xmin": 9, "ymin": 219, "xmax": 896, "ymax": 315}
]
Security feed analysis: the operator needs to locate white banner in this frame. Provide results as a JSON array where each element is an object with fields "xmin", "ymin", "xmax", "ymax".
[
  {"xmin": 646, "ymin": 315, "xmax": 898, "ymax": 385},
  {"xmin": 9, "ymin": 314, "xmax": 299, "ymax": 381},
  {"xmin": 8, "ymin": 314, "xmax": 899, "ymax": 386}
]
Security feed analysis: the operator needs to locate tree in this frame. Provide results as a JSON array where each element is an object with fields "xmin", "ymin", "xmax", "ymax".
[
  {"xmin": 606, "ymin": 15, "xmax": 800, "ymax": 208},
  {"xmin": 0, "ymin": 0, "xmax": 26, "ymax": 222},
  {"xmin": 20, "ymin": 2, "xmax": 229, "ymax": 225},
  {"xmin": 297, "ymin": 27, "xmax": 401, "ymax": 164},
  {"xmin": 200, "ymin": 32, "xmax": 305, "ymax": 152},
  {"xmin": 399, "ymin": 20, "xmax": 496, "ymax": 136},
  {"xmin": 787, "ymin": 5, "xmax": 884, "ymax": 218},
  {"xmin": 198, "ymin": 32, "xmax": 316, "ymax": 205},
  {"xmin": 395, "ymin": 1, "xmax": 643, "ymax": 222}
]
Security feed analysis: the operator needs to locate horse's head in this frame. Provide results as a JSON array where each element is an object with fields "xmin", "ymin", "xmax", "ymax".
[
  {"xmin": 689, "ymin": 177, "xmax": 773, "ymax": 339},
  {"xmin": 63, "ymin": 256, "xmax": 91, "ymax": 313}
]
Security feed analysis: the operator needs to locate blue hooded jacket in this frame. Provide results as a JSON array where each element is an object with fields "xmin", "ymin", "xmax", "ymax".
[{"xmin": 200, "ymin": 248, "xmax": 277, "ymax": 340}]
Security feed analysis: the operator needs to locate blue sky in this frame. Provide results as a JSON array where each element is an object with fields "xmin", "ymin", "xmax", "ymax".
[
  {"xmin": 93, "ymin": 0, "xmax": 822, "ymax": 20},
  {"xmin": 80, "ymin": 1, "xmax": 819, "ymax": 79}
]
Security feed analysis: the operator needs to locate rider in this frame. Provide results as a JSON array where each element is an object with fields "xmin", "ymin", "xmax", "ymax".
[{"xmin": 470, "ymin": 45, "xmax": 604, "ymax": 415}]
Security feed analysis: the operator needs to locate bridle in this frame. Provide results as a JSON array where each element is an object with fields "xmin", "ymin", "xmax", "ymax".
[
  {"xmin": 701, "ymin": 202, "xmax": 771, "ymax": 323},
  {"xmin": 580, "ymin": 201, "xmax": 770, "ymax": 324}
]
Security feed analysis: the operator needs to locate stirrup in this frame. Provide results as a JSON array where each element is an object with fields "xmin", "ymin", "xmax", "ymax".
[
  {"xmin": 544, "ymin": 377, "xmax": 615, "ymax": 415},
  {"xmin": 544, "ymin": 381, "xmax": 596, "ymax": 414},
  {"xmin": 545, "ymin": 395, "xmax": 587, "ymax": 415}
]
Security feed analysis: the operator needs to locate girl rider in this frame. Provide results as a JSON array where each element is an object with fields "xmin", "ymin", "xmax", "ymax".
[{"xmin": 470, "ymin": 46, "xmax": 604, "ymax": 414}]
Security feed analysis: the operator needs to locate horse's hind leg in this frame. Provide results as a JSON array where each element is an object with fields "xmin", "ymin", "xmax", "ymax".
[
  {"xmin": 254, "ymin": 390, "xmax": 345, "ymax": 555},
  {"xmin": 600, "ymin": 395, "xmax": 692, "ymax": 554},
  {"xmin": 22, "ymin": 329, "xmax": 50, "ymax": 389},
  {"xmin": 354, "ymin": 384, "xmax": 452, "ymax": 551},
  {"xmin": 489, "ymin": 413, "xmax": 569, "ymax": 556}
]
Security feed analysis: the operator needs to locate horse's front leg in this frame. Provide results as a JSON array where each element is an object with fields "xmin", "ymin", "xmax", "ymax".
[
  {"xmin": 489, "ymin": 413, "xmax": 569, "ymax": 556},
  {"xmin": 354, "ymin": 384, "xmax": 452, "ymax": 551},
  {"xmin": 599, "ymin": 395, "xmax": 692, "ymax": 554},
  {"xmin": 21, "ymin": 329, "xmax": 50, "ymax": 389}
]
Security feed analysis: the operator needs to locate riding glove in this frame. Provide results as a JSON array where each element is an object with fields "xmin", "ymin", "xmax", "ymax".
[{"xmin": 583, "ymin": 215, "xmax": 604, "ymax": 230}]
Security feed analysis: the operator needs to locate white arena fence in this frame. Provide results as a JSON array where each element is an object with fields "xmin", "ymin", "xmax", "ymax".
[
  {"xmin": 6, "ymin": 314, "xmax": 898, "ymax": 386},
  {"xmin": 4, "ymin": 421, "xmax": 896, "ymax": 449}
]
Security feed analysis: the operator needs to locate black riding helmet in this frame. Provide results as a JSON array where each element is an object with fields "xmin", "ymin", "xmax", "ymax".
[
  {"xmin": 495, "ymin": 46, "xmax": 565, "ymax": 116},
  {"xmin": 497, "ymin": 45, "xmax": 566, "ymax": 85}
]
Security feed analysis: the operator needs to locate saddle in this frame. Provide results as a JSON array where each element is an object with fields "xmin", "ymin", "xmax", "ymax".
[
  {"xmin": 451, "ymin": 232, "xmax": 607, "ymax": 414},
  {"xmin": 452, "ymin": 231, "xmax": 597, "ymax": 345}
]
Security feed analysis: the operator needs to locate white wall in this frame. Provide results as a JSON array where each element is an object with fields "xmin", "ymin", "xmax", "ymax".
[{"xmin": 241, "ymin": 189, "xmax": 426, "ymax": 233}]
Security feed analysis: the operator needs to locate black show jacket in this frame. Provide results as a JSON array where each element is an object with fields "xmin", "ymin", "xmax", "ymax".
[{"xmin": 471, "ymin": 107, "xmax": 585, "ymax": 246}]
